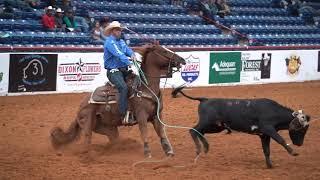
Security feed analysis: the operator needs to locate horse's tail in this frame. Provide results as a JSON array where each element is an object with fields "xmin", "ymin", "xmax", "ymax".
[
  {"xmin": 171, "ymin": 85, "xmax": 207, "ymax": 102},
  {"xmin": 50, "ymin": 119, "xmax": 80, "ymax": 149}
]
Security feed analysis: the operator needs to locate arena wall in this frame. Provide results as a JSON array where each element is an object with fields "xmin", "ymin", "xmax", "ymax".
[{"xmin": 1, "ymin": 49, "xmax": 320, "ymax": 96}]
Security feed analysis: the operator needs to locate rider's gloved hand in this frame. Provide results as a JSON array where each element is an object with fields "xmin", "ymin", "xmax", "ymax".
[{"xmin": 131, "ymin": 54, "xmax": 137, "ymax": 62}]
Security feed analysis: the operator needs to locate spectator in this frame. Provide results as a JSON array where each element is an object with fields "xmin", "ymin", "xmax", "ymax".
[
  {"xmin": 0, "ymin": 1, "xmax": 14, "ymax": 19},
  {"xmin": 74, "ymin": 16, "xmax": 89, "ymax": 32},
  {"xmin": 287, "ymin": 0, "xmax": 301, "ymax": 16},
  {"xmin": 42, "ymin": 6, "xmax": 56, "ymax": 31},
  {"xmin": 45, "ymin": 0, "xmax": 57, "ymax": 8},
  {"xmin": 26, "ymin": 0, "xmax": 41, "ymax": 9},
  {"xmin": 55, "ymin": 8, "xmax": 65, "ymax": 32},
  {"xmin": 200, "ymin": 0, "xmax": 218, "ymax": 18},
  {"xmin": 4, "ymin": 0, "xmax": 34, "ymax": 11},
  {"xmin": 91, "ymin": 21, "xmax": 105, "ymax": 44},
  {"xmin": 61, "ymin": 0, "xmax": 74, "ymax": 12},
  {"xmin": 99, "ymin": 16, "xmax": 110, "ymax": 40},
  {"xmin": 216, "ymin": 0, "xmax": 230, "ymax": 18},
  {"xmin": 63, "ymin": 8, "xmax": 79, "ymax": 32},
  {"xmin": 62, "ymin": 0, "xmax": 89, "ymax": 32}
]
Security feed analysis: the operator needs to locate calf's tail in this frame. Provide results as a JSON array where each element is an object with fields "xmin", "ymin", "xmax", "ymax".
[{"xmin": 171, "ymin": 85, "xmax": 207, "ymax": 102}]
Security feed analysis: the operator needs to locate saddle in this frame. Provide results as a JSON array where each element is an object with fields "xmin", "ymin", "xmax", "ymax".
[{"xmin": 89, "ymin": 73, "xmax": 139, "ymax": 106}]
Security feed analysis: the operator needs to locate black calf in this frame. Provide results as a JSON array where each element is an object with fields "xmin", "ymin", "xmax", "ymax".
[{"xmin": 172, "ymin": 86, "xmax": 311, "ymax": 168}]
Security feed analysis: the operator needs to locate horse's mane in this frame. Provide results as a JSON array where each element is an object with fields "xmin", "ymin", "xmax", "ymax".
[{"xmin": 134, "ymin": 43, "xmax": 157, "ymax": 61}]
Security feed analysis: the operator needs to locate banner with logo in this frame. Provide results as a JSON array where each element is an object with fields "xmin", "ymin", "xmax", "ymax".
[
  {"xmin": 209, "ymin": 52, "xmax": 241, "ymax": 84},
  {"xmin": 0, "ymin": 54, "xmax": 9, "ymax": 95},
  {"xmin": 8, "ymin": 54, "xmax": 57, "ymax": 93},
  {"xmin": 160, "ymin": 51, "xmax": 210, "ymax": 88},
  {"xmin": 270, "ymin": 50, "xmax": 319, "ymax": 82},
  {"xmin": 240, "ymin": 51, "xmax": 272, "ymax": 83},
  {"xmin": 57, "ymin": 53, "xmax": 106, "ymax": 92}
]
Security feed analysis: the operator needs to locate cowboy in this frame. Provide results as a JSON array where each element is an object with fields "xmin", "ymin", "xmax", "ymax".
[{"xmin": 103, "ymin": 21, "xmax": 137, "ymax": 124}]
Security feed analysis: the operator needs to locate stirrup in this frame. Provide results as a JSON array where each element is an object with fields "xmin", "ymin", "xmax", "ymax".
[
  {"xmin": 122, "ymin": 111, "xmax": 131, "ymax": 125},
  {"xmin": 122, "ymin": 111, "xmax": 136, "ymax": 125}
]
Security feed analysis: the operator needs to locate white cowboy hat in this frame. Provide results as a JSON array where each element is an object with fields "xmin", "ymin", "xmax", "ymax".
[
  {"xmin": 104, "ymin": 21, "xmax": 124, "ymax": 35},
  {"xmin": 56, "ymin": 8, "xmax": 63, "ymax": 13}
]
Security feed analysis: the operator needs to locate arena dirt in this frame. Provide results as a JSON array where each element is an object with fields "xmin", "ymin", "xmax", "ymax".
[{"xmin": 1, "ymin": 81, "xmax": 320, "ymax": 180}]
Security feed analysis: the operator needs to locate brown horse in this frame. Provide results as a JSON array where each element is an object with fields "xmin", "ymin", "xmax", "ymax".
[{"xmin": 50, "ymin": 44, "xmax": 186, "ymax": 157}]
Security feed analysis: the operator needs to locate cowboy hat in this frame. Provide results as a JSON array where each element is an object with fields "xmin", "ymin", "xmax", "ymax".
[
  {"xmin": 104, "ymin": 21, "xmax": 124, "ymax": 35},
  {"xmin": 56, "ymin": 8, "xmax": 63, "ymax": 13}
]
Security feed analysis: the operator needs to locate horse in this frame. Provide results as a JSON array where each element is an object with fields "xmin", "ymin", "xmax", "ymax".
[{"xmin": 50, "ymin": 44, "xmax": 186, "ymax": 157}]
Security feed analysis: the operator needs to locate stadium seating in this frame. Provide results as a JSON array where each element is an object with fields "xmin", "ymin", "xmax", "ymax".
[{"xmin": 0, "ymin": 0, "xmax": 320, "ymax": 47}]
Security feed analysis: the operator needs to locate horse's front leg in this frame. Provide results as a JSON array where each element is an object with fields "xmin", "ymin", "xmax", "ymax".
[
  {"xmin": 152, "ymin": 116, "xmax": 174, "ymax": 156},
  {"xmin": 136, "ymin": 110, "xmax": 152, "ymax": 158}
]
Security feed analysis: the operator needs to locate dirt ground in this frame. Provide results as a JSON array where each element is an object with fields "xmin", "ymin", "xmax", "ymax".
[{"xmin": 1, "ymin": 81, "xmax": 320, "ymax": 180}]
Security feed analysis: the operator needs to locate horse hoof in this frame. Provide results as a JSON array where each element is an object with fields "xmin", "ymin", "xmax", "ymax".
[
  {"xmin": 166, "ymin": 151, "xmax": 174, "ymax": 157},
  {"xmin": 145, "ymin": 153, "xmax": 152, "ymax": 158}
]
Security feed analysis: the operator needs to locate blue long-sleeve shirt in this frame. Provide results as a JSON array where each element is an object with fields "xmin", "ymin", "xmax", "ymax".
[{"xmin": 103, "ymin": 35, "xmax": 134, "ymax": 70}]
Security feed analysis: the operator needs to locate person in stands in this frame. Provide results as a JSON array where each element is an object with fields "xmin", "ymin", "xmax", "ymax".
[
  {"xmin": 42, "ymin": 6, "xmax": 56, "ymax": 31},
  {"xmin": 91, "ymin": 21, "xmax": 105, "ymax": 44}
]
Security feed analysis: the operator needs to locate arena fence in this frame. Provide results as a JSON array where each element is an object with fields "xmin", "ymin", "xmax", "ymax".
[{"xmin": 1, "ymin": 45, "xmax": 320, "ymax": 96}]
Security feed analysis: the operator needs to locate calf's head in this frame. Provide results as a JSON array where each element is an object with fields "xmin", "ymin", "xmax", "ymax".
[{"xmin": 289, "ymin": 110, "xmax": 311, "ymax": 146}]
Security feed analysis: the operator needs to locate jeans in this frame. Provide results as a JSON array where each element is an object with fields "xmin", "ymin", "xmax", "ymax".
[{"xmin": 107, "ymin": 69, "xmax": 128, "ymax": 116}]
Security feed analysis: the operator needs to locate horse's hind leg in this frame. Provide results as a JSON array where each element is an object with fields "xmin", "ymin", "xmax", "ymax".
[
  {"xmin": 77, "ymin": 106, "xmax": 95, "ymax": 153},
  {"xmin": 152, "ymin": 117, "xmax": 174, "ymax": 156},
  {"xmin": 94, "ymin": 121, "xmax": 119, "ymax": 143}
]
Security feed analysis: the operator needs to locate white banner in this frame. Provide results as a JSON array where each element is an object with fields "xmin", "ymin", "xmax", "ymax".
[
  {"xmin": 0, "ymin": 53, "xmax": 9, "ymax": 95},
  {"xmin": 56, "ymin": 53, "xmax": 107, "ymax": 92},
  {"xmin": 270, "ymin": 50, "xmax": 319, "ymax": 82},
  {"xmin": 240, "ymin": 50, "xmax": 320, "ymax": 84}
]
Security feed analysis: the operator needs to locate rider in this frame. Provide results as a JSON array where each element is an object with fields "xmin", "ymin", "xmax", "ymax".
[{"xmin": 103, "ymin": 21, "xmax": 137, "ymax": 124}]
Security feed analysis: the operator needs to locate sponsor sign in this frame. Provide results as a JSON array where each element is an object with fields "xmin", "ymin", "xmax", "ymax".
[
  {"xmin": 209, "ymin": 52, "xmax": 241, "ymax": 84},
  {"xmin": 240, "ymin": 52, "xmax": 272, "ymax": 83},
  {"xmin": 285, "ymin": 54, "xmax": 301, "ymax": 76},
  {"xmin": 260, "ymin": 53, "xmax": 272, "ymax": 79},
  {"xmin": 9, "ymin": 54, "xmax": 57, "ymax": 92},
  {"xmin": 0, "ymin": 54, "xmax": 10, "ymax": 95},
  {"xmin": 181, "ymin": 54, "xmax": 200, "ymax": 83},
  {"xmin": 270, "ymin": 50, "xmax": 318, "ymax": 82},
  {"xmin": 57, "ymin": 53, "xmax": 106, "ymax": 92}
]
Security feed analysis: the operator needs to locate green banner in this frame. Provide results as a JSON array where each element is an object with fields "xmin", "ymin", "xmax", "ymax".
[{"xmin": 209, "ymin": 52, "xmax": 241, "ymax": 84}]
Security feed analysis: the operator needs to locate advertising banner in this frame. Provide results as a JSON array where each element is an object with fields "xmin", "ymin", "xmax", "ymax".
[
  {"xmin": 57, "ymin": 53, "xmax": 106, "ymax": 92},
  {"xmin": 8, "ymin": 54, "xmax": 57, "ymax": 93},
  {"xmin": 240, "ymin": 51, "xmax": 272, "ymax": 83},
  {"xmin": 160, "ymin": 51, "xmax": 210, "ymax": 88},
  {"xmin": 270, "ymin": 50, "xmax": 319, "ymax": 82},
  {"xmin": 0, "ymin": 54, "xmax": 9, "ymax": 95},
  {"xmin": 209, "ymin": 52, "xmax": 241, "ymax": 84}
]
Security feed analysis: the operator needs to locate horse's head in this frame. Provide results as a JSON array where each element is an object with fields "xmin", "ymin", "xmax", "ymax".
[{"xmin": 138, "ymin": 44, "xmax": 186, "ymax": 77}]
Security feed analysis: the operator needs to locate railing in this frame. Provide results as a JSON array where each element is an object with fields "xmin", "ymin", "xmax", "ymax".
[{"xmin": 1, "ymin": 44, "xmax": 320, "ymax": 52}]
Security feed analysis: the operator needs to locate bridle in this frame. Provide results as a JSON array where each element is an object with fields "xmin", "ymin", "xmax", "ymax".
[{"xmin": 141, "ymin": 46, "xmax": 183, "ymax": 78}]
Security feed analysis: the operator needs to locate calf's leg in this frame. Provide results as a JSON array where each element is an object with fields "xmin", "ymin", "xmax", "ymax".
[
  {"xmin": 259, "ymin": 135, "xmax": 272, "ymax": 168},
  {"xmin": 260, "ymin": 126, "xmax": 298, "ymax": 156}
]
